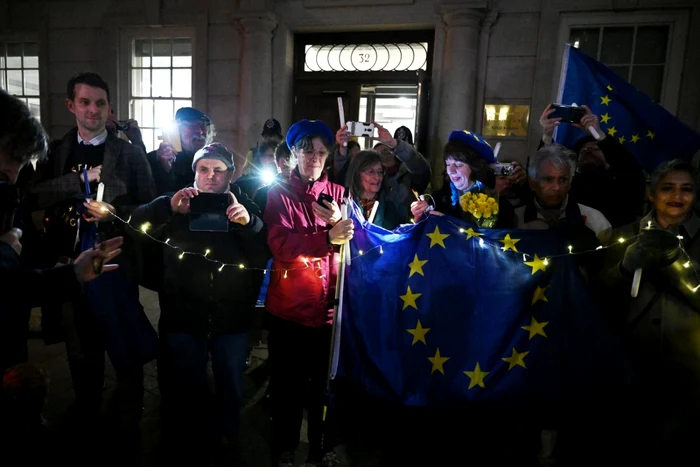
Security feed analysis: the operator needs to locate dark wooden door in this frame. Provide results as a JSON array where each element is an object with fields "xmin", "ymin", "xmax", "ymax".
[{"xmin": 293, "ymin": 82, "xmax": 362, "ymax": 132}]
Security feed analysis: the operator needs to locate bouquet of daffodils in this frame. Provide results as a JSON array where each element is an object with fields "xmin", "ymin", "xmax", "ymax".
[{"xmin": 459, "ymin": 188, "xmax": 499, "ymax": 228}]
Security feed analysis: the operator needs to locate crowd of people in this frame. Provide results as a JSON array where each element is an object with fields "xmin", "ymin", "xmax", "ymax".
[{"xmin": 1, "ymin": 70, "xmax": 699, "ymax": 467}]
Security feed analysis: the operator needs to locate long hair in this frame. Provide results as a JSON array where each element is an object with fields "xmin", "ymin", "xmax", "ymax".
[{"xmin": 345, "ymin": 150, "xmax": 384, "ymax": 199}]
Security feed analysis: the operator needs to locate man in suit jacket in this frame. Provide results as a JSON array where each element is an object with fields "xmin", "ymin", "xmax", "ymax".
[{"xmin": 29, "ymin": 72, "xmax": 156, "ymax": 462}]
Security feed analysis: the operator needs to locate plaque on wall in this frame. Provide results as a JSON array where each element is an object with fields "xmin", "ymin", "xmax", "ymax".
[{"xmin": 482, "ymin": 104, "xmax": 530, "ymax": 138}]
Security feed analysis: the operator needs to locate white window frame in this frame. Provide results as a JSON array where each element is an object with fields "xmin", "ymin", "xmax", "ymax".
[
  {"xmin": 119, "ymin": 27, "xmax": 197, "ymax": 151},
  {"xmin": 0, "ymin": 32, "xmax": 44, "ymax": 121},
  {"xmin": 555, "ymin": 10, "xmax": 689, "ymax": 115}
]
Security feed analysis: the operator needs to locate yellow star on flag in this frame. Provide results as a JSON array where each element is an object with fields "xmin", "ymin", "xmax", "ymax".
[
  {"xmin": 464, "ymin": 362, "xmax": 489, "ymax": 390},
  {"xmin": 463, "ymin": 130, "xmax": 471, "ymax": 135},
  {"xmin": 502, "ymin": 347, "xmax": 529, "ymax": 370},
  {"xmin": 428, "ymin": 348, "xmax": 450, "ymax": 375},
  {"xmin": 408, "ymin": 254, "xmax": 428, "ymax": 277},
  {"xmin": 601, "ymin": 95, "xmax": 611, "ymax": 105},
  {"xmin": 607, "ymin": 126, "xmax": 618, "ymax": 137},
  {"xmin": 407, "ymin": 319, "xmax": 430, "ymax": 345},
  {"xmin": 601, "ymin": 113, "xmax": 611, "ymax": 124},
  {"xmin": 400, "ymin": 286, "xmax": 422, "ymax": 310},
  {"xmin": 524, "ymin": 254, "xmax": 547, "ymax": 275},
  {"xmin": 522, "ymin": 316, "xmax": 549, "ymax": 340},
  {"xmin": 426, "ymin": 225, "xmax": 450, "ymax": 249},
  {"xmin": 531, "ymin": 286, "xmax": 549, "ymax": 305},
  {"xmin": 499, "ymin": 234, "xmax": 520, "ymax": 252},
  {"xmin": 465, "ymin": 227, "xmax": 483, "ymax": 240},
  {"xmin": 647, "ymin": 130, "xmax": 655, "ymax": 139},
  {"xmin": 606, "ymin": 85, "xmax": 613, "ymax": 91},
  {"xmin": 631, "ymin": 134, "xmax": 640, "ymax": 143},
  {"xmin": 618, "ymin": 135, "xmax": 626, "ymax": 144}
]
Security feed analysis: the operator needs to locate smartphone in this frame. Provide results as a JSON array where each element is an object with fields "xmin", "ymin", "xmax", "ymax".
[
  {"xmin": 189, "ymin": 193, "xmax": 230, "ymax": 232},
  {"xmin": 550, "ymin": 104, "xmax": 586, "ymax": 124},
  {"xmin": 159, "ymin": 124, "xmax": 183, "ymax": 153},
  {"xmin": 116, "ymin": 120, "xmax": 131, "ymax": 132},
  {"xmin": 317, "ymin": 193, "xmax": 335, "ymax": 208},
  {"xmin": 347, "ymin": 121, "xmax": 375, "ymax": 138},
  {"xmin": 492, "ymin": 163, "xmax": 514, "ymax": 176}
]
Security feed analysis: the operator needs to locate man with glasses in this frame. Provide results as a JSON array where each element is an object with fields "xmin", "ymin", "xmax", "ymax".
[
  {"xmin": 539, "ymin": 104, "xmax": 645, "ymax": 228},
  {"xmin": 148, "ymin": 107, "xmax": 215, "ymax": 196}
]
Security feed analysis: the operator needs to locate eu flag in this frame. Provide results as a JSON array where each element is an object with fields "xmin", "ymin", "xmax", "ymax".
[
  {"xmin": 555, "ymin": 44, "xmax": 700, "ymax": 174},
  {"xmin": 336, "ymin": 204, "xmax": 630, "ymax": 407}
]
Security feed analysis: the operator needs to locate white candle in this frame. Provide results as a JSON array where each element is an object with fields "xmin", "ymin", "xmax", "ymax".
[{"xmin": 96, "ymin": 182, "xmax": 105, "ymax": 202}]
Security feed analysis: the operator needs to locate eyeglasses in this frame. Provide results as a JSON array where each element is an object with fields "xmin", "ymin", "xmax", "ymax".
[
  {"xmin": 362, "ymin": 169, "xmax": 386, "ymax": 177},
  {"xmin": 302, "ymin": 150, "xmax": 329, "ymax": 159}
]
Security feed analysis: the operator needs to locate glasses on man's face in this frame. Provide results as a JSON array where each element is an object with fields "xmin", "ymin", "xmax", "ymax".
[
  {"xmin": 302, "ymin": 150, "xmax": 329, "ymax": 159},
  {"xmin": 362, "ymin": 168, "xmax": 385, "ymax": 177}
]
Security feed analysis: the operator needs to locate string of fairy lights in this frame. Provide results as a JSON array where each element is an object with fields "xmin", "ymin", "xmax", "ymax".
[{"xmin": 92, "ymin": 202, "xmax": 700, "ymax": 291}]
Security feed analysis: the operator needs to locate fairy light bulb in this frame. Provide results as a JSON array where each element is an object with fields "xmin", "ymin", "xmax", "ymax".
[
  {"xmin": 684, "ymin": 261, "xmax": 691, "ymax": 268},
  {"xmin": 359, "ymin": 250, "xmax": 364, "ymax": 255},
  {"xmin": 140, "ymin": 222, "xmax": 151, "ymax": 233},
  {"xmin": 693, "ymin": 284, "xmax": 700, "ymax": 293},
  {"xmin": 238, "ymin": 264, "xmax": 245, "ymax": 269},
  {"xmin": 379, "ymin": 246, "xmax": 384, "ymax": 254},
  {"xmin": 204, "ymin": 249, "xmax": 211, "ymax": 257},
  {"xmin": 283, "ymin": 270, "xmax": 288, "ymax": 279},
  {"xmin": 165, "ymin": 238, "xmax": 170, "ymax": 245},
  {"xmin": 179, "ymin": 252, "xmax": 185, "ymax": 259},
  {"xmin": 478, "ymin": 238, "xmax": 484, "ymax": 247},
  {"xmin": 459, "ymin": 228, "xmax": 465, "ymax": 233},
  {"xmin": 544, "ymin": 258, "xmax": 549, "ymax": 266},
  {"xmin": 219, "ymin": 264, "xmax": 225, "ymax": 272},
  {"xmin": 647, "ymin": 221, "xmax": 652, "ymax": 229},
  {"xmin": 618, "ymin": 237, "xmax": 626, "ymax": 244},
  {"xmin": 568, "ymin": 245, "xmax": 573, "ymax": 254},
  {"xmin": 126, "ymin": 215, "xmax": 132, "ymax": 224}
]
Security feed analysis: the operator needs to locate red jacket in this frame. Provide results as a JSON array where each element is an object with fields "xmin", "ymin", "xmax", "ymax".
[{"xmin": 264, "ymin": 170, "xmax": 345, "ymax": 328}]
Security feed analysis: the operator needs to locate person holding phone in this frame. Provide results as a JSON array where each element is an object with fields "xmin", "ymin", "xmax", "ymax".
[
  {"xmin": 130, "ymin": 142, "xmax": 268, "ymax": 462},
  {"xmin": 263, "ymin": 119, "xmax": 353, "ymax": 467}
]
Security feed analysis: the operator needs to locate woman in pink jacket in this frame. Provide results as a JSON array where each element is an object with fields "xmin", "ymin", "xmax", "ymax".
[{"xmin": 263, "ymin": 119, "xmax": 354, "ymax": 467}]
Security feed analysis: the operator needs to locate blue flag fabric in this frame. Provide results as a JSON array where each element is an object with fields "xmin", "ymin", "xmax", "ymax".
[
  {"xmin": 337, "ymin": 205, "xmax": 630, "ymax": 407},
  {"xmin": 555, "ymin": 44, "xmax": 700, "ymax": 174}
]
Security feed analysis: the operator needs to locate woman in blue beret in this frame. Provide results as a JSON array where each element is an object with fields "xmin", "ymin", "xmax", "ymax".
[
  {"xmin": 345, "ymin": 150, "xmax": 411, "ymax": 230},
  {"xmin": 262, "ymin": 119, "xmax": 353, "ymax": 467},
  {"xmin": 412, "ymin": 130, "xmax": 515, "ymax": 228}
]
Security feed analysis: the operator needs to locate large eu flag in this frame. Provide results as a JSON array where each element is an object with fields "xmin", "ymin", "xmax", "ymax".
[
  {"xmin": 336, "ymin": 205, "xmax": 630, "ymax": 407},
  {"xmin": 555, "ymin": 44, "xmax": 700, "ymax": 174}
]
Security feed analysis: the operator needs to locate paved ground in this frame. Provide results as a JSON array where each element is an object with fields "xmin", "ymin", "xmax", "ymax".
[{"xmin": 26, "ymin": 288, "xmax": 319, "ymax": 467}]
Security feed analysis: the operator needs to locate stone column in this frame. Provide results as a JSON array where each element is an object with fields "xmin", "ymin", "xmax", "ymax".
[
  {"xmin": 437, "ymin": 8, "xmax": 484, "ymax": 141},
  {"xmin": 237, "ymin": 15, "xmax": 277, "ymax": 175}
]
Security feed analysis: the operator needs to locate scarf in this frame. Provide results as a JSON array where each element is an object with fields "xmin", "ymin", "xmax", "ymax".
[{"xmin": 534, "ymin": 196, "xmax": 568, "ymax": 227}]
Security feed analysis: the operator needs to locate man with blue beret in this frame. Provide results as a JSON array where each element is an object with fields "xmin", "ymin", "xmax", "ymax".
[{"xmin": 147, "ymin": 107, "xmax": 214, "ymax": 196}]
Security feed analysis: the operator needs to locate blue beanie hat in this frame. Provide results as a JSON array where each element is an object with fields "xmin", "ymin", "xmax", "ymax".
[{"xmin": 286, "ymin": 119, "xmax": 334, "ymax": 151}]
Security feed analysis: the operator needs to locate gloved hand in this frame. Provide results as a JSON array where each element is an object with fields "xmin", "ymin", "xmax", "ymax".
[{"xmin": 622, "ymin": 229, "xmax": 681, "ymax": 273}]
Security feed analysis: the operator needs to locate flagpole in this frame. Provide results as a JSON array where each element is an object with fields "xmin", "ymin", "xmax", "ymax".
[{"xmin": 320, "ymin": 198, "xmax": 350, "ymax": 453}]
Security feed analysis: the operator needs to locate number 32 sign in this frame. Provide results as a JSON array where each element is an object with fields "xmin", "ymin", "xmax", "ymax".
[{"xmin": 351, "ymin": 45, "xmax": 377, "ymax": 71}]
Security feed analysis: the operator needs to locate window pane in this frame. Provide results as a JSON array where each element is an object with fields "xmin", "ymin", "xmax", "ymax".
[
  {"xmin": 172, "ymin": 69, "xmax": 191, "ymax": 97},
  {"xmin": 632, "ymin": 65, "xmax": 664, "ymax": 102},
  {"xmin": 132, "ymin": 69, "xmax": 150, "ymax": 97},
  {"xmin": 152, "ymin": 39, "xmax": 171, "ymax": 67},
  {"xmin": 609, "ymin": 65, "xmax": 630, "ymax": 81},
  {"xmin": 173, "ymin": 39, "xmax": 192, "ymax": 67},
  {"xmin": 154, "ymin": 100, "xmax": 174, "ymax": 129},
  {"xmin": 174, "ymin": 100, "xmax": 192, "ymax": 114},
  {"xmin": 24, "ymin": 43, "xmax": 38, "ymax": 68},
  {"xmin": 133, "ymin": 39, "xmax": 151, "ymax": 68},
  {"xmin": 132, "ymin": 99, "xmax": 154, "ymax": 128},
  {"xmin": 0, "ymin": 43, "xmax": 5, "ymax": 68},
  {"xmin": 570, "ymin": 28, "xmax": 600, "ymax": 58},
  {"xmin": 24, "ymin": 69, "xmax": 39, "ymax": 96},
  {"xmin": 152, "ymin": 69, "xmax": 171, "ymax": 97},
  {"xmin": 600, "ymin": 27, "xmax": 634, "ymax": 65},
  {"xmin": 0, "ymin": 71, "xmax": 5, "ymax": 89},
  {"xmin": 359, "ymin": 97, "xmax": 367, "ymax": 122},
  {"xmin": 27, "ymin": 98, "xmax": 40, "ymax": 119},
  {"xmin": 6, "ymin": 43, "xmax": 22, "ymax": 68},
  {"xmin": 141, "ymin": 128, "xmax": 155, "ymax": 153},
  {"xmin": 634, "ymin": 26, "xmax": 669, "ymax": 65},
  {"xmin": 7, "ymin": 70, "xmax": 22, "ymax": 94}
]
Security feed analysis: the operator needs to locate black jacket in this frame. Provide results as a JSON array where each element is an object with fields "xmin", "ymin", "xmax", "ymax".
[
  {"xmin": 147, "ymin": 149, "xmax": 196, "ymax": 196},
  {"xmin": 130, "ymin": 185, "xmax": 269, "ymax": 337}
]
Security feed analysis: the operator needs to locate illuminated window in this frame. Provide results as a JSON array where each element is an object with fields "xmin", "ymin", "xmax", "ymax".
[
  {"xmin": 304, "ymin": 43, "xmax": 428, "ymax": 72},
  {"xmin": 129, "ymin": 37, "xmax": 193, "ymax": 152},
  {"xmin": 569, "ymin": 26, "xmax": 669, "ymax": 102},
  {"xmin": 0, "ymin": 42, "xmax": 40, "ymax": 119}
]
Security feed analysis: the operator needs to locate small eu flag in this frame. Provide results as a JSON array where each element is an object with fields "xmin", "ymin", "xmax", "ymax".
[{"xmin": 555, "ymin": 44, "xmax": 700, "ymax": 173}]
